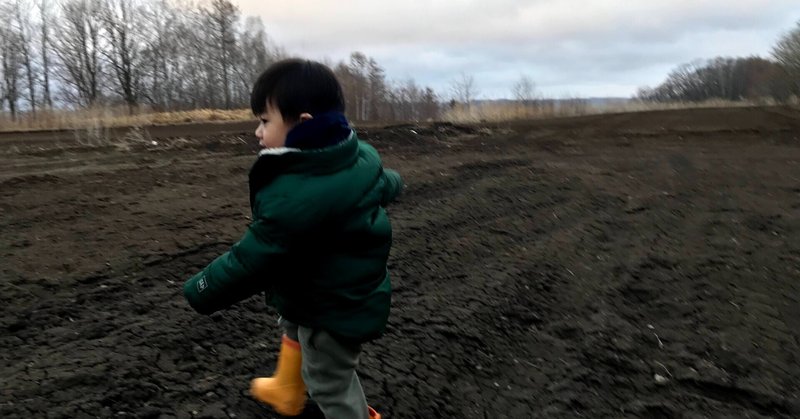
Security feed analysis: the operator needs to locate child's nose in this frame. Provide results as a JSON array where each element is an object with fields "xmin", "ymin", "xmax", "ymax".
[{"xmin": 255, "ymin": 125, "xmax": 262, "ymax": 140}]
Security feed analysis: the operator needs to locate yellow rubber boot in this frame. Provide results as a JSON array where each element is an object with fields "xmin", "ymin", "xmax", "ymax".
[
  {"xmin": 368, "ymin": 406, "xmax": 382, "ymax": 419},
  {"xmin": 250, "ymin": 335, "xmax": 307, "ymax": 416}
]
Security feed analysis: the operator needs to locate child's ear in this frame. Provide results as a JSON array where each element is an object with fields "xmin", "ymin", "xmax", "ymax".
[{"xmin": 299, "ymin": 113, "xmax": 313, "ymax": 122}]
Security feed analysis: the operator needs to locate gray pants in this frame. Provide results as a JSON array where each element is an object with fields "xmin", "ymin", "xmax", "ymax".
[{"xmin": 279, "ymin": 317, "xmax": 369, "ymax": 419}]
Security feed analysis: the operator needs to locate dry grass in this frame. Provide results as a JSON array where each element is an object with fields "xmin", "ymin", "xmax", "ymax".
[
  {"xmin": 441, "ymin": 98, "xmax": 795, "ymax": 123},
  {"xmin": 0, "ymin": 107, "xmax": 252, "ymax": 133},
  {"xmin": 594, "ymin": 98, "xmax": 782, "ymax": 114},
  {"xmin": 442, "ymin": 101, "xmax": 585, "ymax": 123},
  {"xmin": 2, "ymin": 98, "xmax": 797, "ymax": 133}
]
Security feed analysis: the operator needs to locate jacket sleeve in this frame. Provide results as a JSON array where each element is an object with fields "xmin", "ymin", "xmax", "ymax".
[
  {"xmin": 183, "ymin": 216, "xmax": 288, "ymax": 315},
  {"xmin": 380, "ymin": 168, "xmax": 403, "ymax": 205}
]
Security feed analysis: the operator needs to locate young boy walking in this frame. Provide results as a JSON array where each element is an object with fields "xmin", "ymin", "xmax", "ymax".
[{"xmin": 183, "ymin": 59, "xmax": 402, "ymax": 419}]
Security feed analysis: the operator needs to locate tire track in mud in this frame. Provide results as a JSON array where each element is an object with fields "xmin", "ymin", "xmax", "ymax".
[{"xmin": 367, "ymin": 154, "xmax": 619, "ymax": 417}]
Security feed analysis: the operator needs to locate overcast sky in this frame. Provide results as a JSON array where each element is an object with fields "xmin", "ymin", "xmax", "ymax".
[{"xmin": 236, "ymin": 0, "xmax": 800, "ymax": 99}]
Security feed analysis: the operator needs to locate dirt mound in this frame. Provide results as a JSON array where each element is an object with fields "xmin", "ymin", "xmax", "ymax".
[
  {"xmin": 1, "ymin": 107, "xmax": 799, "ymax": 418},
  {"xmin": 354, "ymin": 121, "xmax": 482, "ymax": 147}
]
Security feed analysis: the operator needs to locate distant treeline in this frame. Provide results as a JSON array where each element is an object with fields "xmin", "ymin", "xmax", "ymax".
[
  {"xmin": 3, "ymin": 0, "xmax": 800, "ymax": 125},
  {"xmin": 0, "ymin": 0, "xmax": 440, "ymax": 122},
  {"xmin": 638, "ymin": 23, "xmax": 800, "ymax": 103}
]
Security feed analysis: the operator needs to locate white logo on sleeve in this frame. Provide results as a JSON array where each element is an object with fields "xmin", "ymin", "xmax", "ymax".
[{"xmin": 197, "ymin": 275, "xmax": 208, "ymax": 292}]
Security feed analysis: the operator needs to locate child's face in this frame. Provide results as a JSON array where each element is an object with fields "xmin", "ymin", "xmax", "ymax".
[
  {"xmin": 255, "ymin": 104, "xmax": 294, "ymax": 149},
  {"xmin": 255, "ymin": 104, "xmax": 314, "ymax": 149}
]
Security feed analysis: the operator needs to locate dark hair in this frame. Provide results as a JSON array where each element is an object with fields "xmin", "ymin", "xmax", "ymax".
[{"xmin": 250, "ymin": 59, "xmax": 345, "ymax": 121}]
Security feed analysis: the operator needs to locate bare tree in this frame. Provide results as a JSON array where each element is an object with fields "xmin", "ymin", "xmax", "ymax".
[
  {"xmin": 140, "ymin": 0, "xmax": 185, "ymax": 109},
  {"xmin": 1, "ymin": 36, "xmax": 23, "ymax": 120},
  {"xmin": 53, "ymin": 0, "xmax": 105, "ymax": 107},
  {"xmin": 0, "ymin": 3, "xmax": 24, "ymax": 120},
  {"xmin": 202, "ymin": 0, "xmax": 240, "ymax": 109},
  {"xmin": 333, "ymin": 52, "xmax": 375, "ymax": 121},
  {"xmin": 772, "ymin": 21, "xmax": 800, "ymax": 94},
  {"xmin": 0, "ymin": 48, "xmax": 4, "ymax": 113},
  {"xmin": 0, "ymin": 72, "xmax": 5, "ymax": 113},
  {"xmin": 419, "ymin": 87, "xmax": 439, "ymax": 120},
  {"xmin": 396, "ymin": 78, "xmax": 421, "ymax": 120},
  {"xmin": 512, "ymin": 74, "xmax": 537, "ymax": 106},
  {"xmin": 450, "ymin": 72, "xmax": 479, "ymax": 108},
  {"xmin": 349, "ymin": 52, "xmax": 369, "ymax": 120},
  {"xmin": 241, "ymin": 17, "xmax": 272, "ymax": 70},
  {"xmin": 239, "ymin": 17, "xmax": 282, "ymax": 73},
  {"xmin": 11, "ymin": 0, "xmax": 38, "ymax": 116},
  {"xmin": 101, "ymin": 0, "xmax": 143, "ymax": 114},
  {"xmin": 234, "ymin": 16, "xmax": 283, "ymax": 105},
  {"xmin": 367, "ymin": 57, "xmax": 387, "ymax": 120},
  {"xmin": 639, "ymin": 57, "xmax": 790, "ymax": 102},
  {"xmin": 182, "ymin": 12, "xmax": 216, "ymax": 108},
  {"xmin": 37, "ymin": 0, "xmax": 53, "ymax": 108}
]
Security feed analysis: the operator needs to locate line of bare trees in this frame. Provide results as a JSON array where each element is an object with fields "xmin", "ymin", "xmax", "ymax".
[
  {"xmin": 334, "ymin": 52, "xmax": 439, "ymax": 122},
  {"xmin": 0, "ymin": 0, "xmax": 441, "ymax": 123},
  {"xmin": 638, "ymin": 21, "xmax": 800, "ymax": 103}
]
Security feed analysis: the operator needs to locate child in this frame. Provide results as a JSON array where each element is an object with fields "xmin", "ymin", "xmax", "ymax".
[{"xmin": 183, "ymin": 59, "xmax": 402, "ymax": 419}]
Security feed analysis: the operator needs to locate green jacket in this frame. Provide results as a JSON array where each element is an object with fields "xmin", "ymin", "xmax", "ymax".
[{"xmin": 183, "ymin": 132, "xmax": 402, "ymax": 343}]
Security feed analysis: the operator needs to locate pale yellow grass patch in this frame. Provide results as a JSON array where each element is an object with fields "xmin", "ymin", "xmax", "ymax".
[
  {"xmin": 0, "ymin": 107, "xmax": 253, "ymax": 132},
  {"xmin": 441, "ymin": 99, "xmax": 791, "ymax": 123}
]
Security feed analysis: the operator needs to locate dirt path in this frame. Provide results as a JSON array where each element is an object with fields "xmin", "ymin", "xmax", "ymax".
[{"xmin": 2, "ymin": 107, "xmax": 799, "ymax": 418}]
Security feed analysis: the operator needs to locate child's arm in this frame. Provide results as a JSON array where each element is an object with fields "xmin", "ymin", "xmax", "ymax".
[
  {"xmin": 380, "ymin": 168, "xmax": 403, "ymax": 205},
  {"xmin": 183, "ymin": 216, "xmax": 289, "ymax": 315}
]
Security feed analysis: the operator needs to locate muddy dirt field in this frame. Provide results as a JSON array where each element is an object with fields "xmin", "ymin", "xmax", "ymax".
[{"xmin": 2, "ymin": 107, "xmax": 799, "ymax": 418}]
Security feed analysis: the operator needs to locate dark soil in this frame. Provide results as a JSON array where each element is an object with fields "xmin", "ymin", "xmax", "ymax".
[{"xmin": 2, "ymin": 107, "xmax": 799, "ymax": 418}]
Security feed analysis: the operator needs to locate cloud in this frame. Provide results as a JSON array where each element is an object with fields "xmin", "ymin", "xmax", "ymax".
[{"xmin": 236, "ymin": 0, "xmax": 800, "ymax": 97}]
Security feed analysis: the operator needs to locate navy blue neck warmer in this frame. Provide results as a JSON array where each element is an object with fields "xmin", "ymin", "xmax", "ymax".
[{"xmin": 285, "ymin": 111, "xmax": 352, "ymax": 150}]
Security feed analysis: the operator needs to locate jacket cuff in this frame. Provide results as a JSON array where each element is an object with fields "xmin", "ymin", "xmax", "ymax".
[{"xmin": 183, "ymin": 270, "xmax": 214, "ymax": 315}]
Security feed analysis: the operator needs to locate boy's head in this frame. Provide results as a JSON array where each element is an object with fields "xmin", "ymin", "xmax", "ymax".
[{"xmin": 250, "ymin": 59, "xmax": 346, "ymax": 149}]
